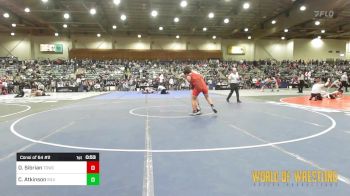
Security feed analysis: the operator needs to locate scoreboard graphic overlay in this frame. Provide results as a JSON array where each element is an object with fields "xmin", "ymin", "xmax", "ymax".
[{"xmin": 16, "ymin": 153, "xmax": 99, "ymax": 186}]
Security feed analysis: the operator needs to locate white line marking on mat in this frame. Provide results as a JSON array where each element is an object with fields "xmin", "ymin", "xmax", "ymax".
[
  {"xmin": 10, "ymin": 104, "xmax": 336, "ymax": 153},
  {"xmin": 0, "ymin": 121, "xmax": 75, "ymax": 161},
  {"xmin": 0, "ymin": 104, "xmax": 31, "ymax": 118},
  {"xmin": 229, "ymin": 124, "xmax": 350, "ymax": 185},
  {"xmin": 276, "ymin": 100, "xmax": 341, "ymax": 113},
  {"xmin": 143, "ymin": 111, "xmax": 155, "ymax": 196},
  {"xmin": 261, "ymin": 111, "xmax": 323, "ymax": 127},
  {"xmin": 129, "ymin": 105, "xmax": 214, "ymax": 119},
  {"xmin": 142, "ymin": 94, "xmax": 155, "ymax": 196}
]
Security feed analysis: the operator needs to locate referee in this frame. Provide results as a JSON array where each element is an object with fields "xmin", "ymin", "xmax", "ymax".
[
  {"xmin": 298, "ymin": 72, "xmax": 305, "ymax": 93},
  {"xmin": 341, "ymin": 72, "xmax": 348, "ymax": 92},
  {"xmin": 226, "ymin": 68, "xmax": 241, "ymax": 103}
]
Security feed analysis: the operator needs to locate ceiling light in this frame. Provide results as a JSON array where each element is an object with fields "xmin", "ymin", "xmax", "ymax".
[
  {"xmin": 248, "ymin": 36, "xmax": 252, "ymax": 39},
  {"xmin": 41, "ymin": 0, "xmax": 48, "ymax": 3},
  {"xmin": 243, "ymin": 2, "xmax": 250, "ymax": 9},
  {"xmin": 180, "ymin": 1, "xmax": 188, "ymax": 8},
  {"xmin": 300, "ymin": 5, "xmax": 306, "ymax": 11},
  {"xmin": 151, "ymin": 10, "xmax": 158, "ymax": 17},
  {"xmin": 3, "ymin": 13, "xmax": 9, "ymax": 18},
  {"xmin": 112, "ymin": 25, "xmax": 117, "ymax": 29},
  {"xmin": 24, "ymin": 7, "xmax": 31, "ymax": 13},
  {"xmin": 281, "ymin": 36, "xmax": 285, "ymax": 40},
  {"xmin": 203, "ymin": 27, "xmax": 207, "ymax": 31},
  {"xmin": 224, "ymin": 18, "xmax": 230, "ymax": 24},
  {"xmin": 90, "ymin": 8, "xmax": 96, "ymax": 15},
  {"xmin": 208, "ymin": 12, "xmax": 214, "ymax": 19},
  {"xmin": 159, "ymin": 26, "xmax": 163, "ymax": 30},
  {"xmin": 97, "ymin": 33, "xmax": 101, "ymax": 37},
  {"xmin": 315, "ymin": 21, "xmax": 320, "ymax": 26},
  {"xmin": 271, "ymin": 20, "xmax": 276, "ymax": 24},
  {"xmin": 321, "ymin": 29, "xmax": 325, "ymax": 33},
  {"xmin": 174, "ymin": 17, "xmax": 179, "ymax": 23},
  {"xmin": 11, "ymin": 32, "xmax": 15, "ymax": 36},
  {"xmin": 244, "ymin": 28, "xmax": 249, "ymax": 32},
  {"xmin": 138, "ymin": 34, "xmax": 142, "ymax": 38},
  {"xmin": 11, "ymin": 23, "xmax": 16, "ymax": 27},
  {"xmin": 317, "ymin": 36, "xmax": 321, "ymax": 39},
  {"xmin": 63, "ymin": 24, "xmax": 68, "ymax": 28},
  {"xmin": 113, "ymin": 0, "xmax": 121, "ymax": 5},
  {"xmin": 176, "ymin": 35, "xmax": 180, "ymax": 39},
  {"xmin": 120, "ymin": 14, "xmax": 127, "ymax": 21},
  {"xmin": 212, "ymin": 35, "xmax": 216, "ymax": 39},
  {"xmin": 55, "ymin": 33, "xmax": 59, "ymax": 36},
  {"xmin": 284, "ymin": 28, "xmax": 288, "ymax": 33},
  {"xmin": 63, "ymin": 13, "xmax": 70, "ymax": 19}
]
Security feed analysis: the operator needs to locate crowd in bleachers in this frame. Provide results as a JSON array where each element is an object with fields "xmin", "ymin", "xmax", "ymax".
[{"xmin": 0, "ymin": 57, "xmax": 349, "ymax": 96}]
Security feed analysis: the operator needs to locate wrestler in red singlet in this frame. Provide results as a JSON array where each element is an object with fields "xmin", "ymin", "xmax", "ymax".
[
  {"xmin": 189, "ymin": 71, "xmax": 208, "ymax": 96},
  {"xmin": 183, "ymin": 66, "xmax": 217, "ymax": 115}
]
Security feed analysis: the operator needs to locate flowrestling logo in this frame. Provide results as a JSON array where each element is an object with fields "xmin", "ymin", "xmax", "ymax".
[
  {"xmin": 314, "ymin": 10, "xmax": 334, "ymax": 18},
  {"xmin": 252, "ymin": 170, "xmax": 338, "ymax": 186}
]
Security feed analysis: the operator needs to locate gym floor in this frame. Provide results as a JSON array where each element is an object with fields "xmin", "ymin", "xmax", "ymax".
[{"xmin": 0, "ymin": 90, "xmax": 349, "ymax": 196}]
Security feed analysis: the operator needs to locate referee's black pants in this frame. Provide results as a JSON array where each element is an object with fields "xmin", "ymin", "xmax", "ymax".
[
  {"xmin": 341, "ymin": 81, "xmax": 348, "ymax": 92},
  {"xmin": 298, "ymin": 80, "xmax": 304, "ymax": 93},
  {"xmin": 227, "ymin": 83, "xmax": 240, "ymax": 102}
]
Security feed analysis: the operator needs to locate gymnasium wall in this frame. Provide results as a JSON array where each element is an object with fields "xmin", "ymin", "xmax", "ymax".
[
  {"xmin": 293, "ymin": 39, "xmax": 347, "ymax": 60},
  {"xmin": 0, "ymin": 33, "xmax": 70, "ymax": 60},
  {"xmin": 32, "ymin": 36, "xmax": 71, "ymax": 60},
  {"xmin": 113, "ymin": 37, "xmax": 150, "ymax": 50},
  {"xmin": 151, "ymin": 37, "xmax": 185, "ymax": 50},
  {"xmin": 0, "ymin": 34, "xmax": 31, "ymax": 59},
  {"xmin": 71, "ymin": 35, "xmax": 222, "ymax": 51},
  {"xmin": 0, "ymin": 33, "xmax": 348, "ymax": 61},
  {"xmin": 221, "ymin": 39, "xmax": 255, "ymax": 61},
  {"xmin": 347, "ymin": 41, "xmax": 350, "ymax": 59},
  {"xmin": 186, "ymin": 38, "xmax": 221, "ymax": 51},
  {"xmin": 254, "ymin": 40, "xmax": 294, "ymax": 61},
  {"xmin": 72, "ymin": 36, "xmax": 112, "ymax": 49},
  {"xmin": 69, "ymin": 49, "xmax": 222, "ymax": 60}
]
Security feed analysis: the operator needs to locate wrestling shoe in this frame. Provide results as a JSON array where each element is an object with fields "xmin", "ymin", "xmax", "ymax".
[{"xmin": 190, "ymin": 111, "xmax": 202, "ymax": 116}]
